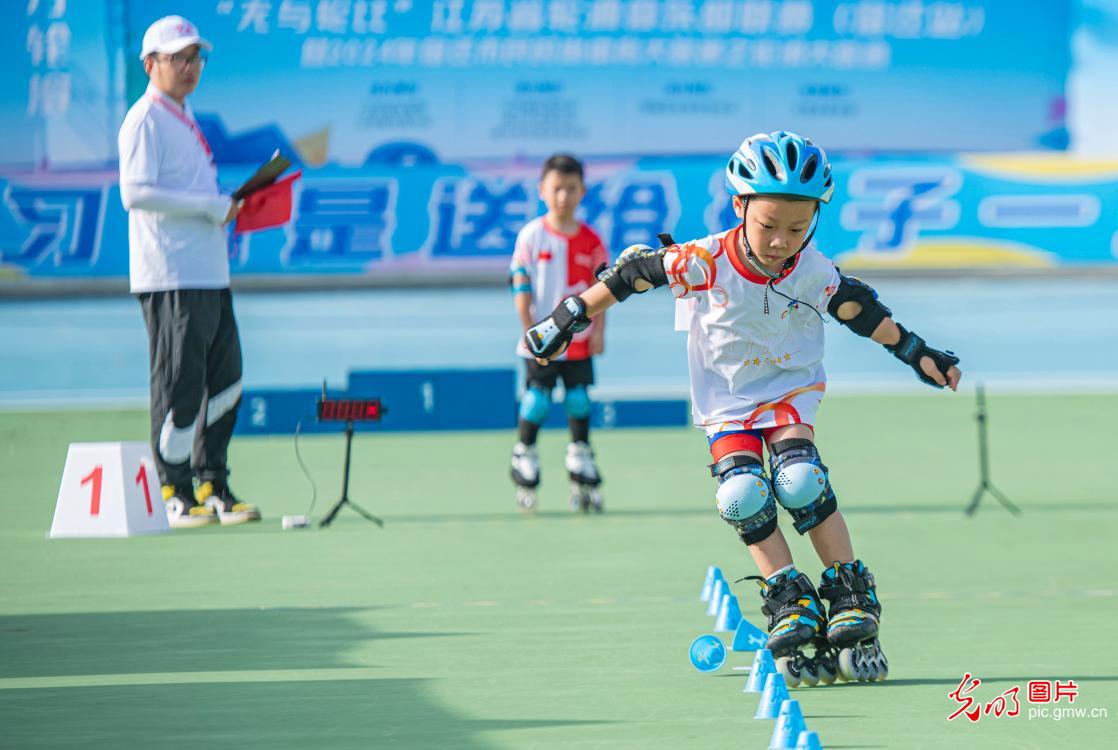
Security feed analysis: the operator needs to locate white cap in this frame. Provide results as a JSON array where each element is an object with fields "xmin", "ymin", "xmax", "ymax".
[{"xmin": 139, "ymin": 16, "xmax": 212, "ymax": 61}]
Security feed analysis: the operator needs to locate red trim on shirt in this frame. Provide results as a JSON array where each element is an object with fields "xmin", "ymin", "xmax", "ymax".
[
  {"xmin": 722, "ymin": 225, "xmax": 799, "ymax": 285},
  {"xmin": 148, "ymin": 91, "xmax": 213, "ymax": 159},
  {"xmin": 541, "ymin": 216, "xmax": 581, "ymax": 239}
]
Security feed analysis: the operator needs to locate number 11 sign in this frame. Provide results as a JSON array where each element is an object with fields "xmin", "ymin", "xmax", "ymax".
[{"xmin": 49, "ymin": 442, "xmax": 170, "ymax": 538}]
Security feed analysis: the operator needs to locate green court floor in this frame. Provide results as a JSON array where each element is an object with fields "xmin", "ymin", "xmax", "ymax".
[{"xmin": 1, "ymin": 394, "xmax": 1115, "ymax": 748}]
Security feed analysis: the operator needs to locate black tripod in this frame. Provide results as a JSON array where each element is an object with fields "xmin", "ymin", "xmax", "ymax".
[
  {"xmin": 319, "ymin": 420, "xmax": 384, "ymax": 528},
  {"xmin": 964, "ymin": 383, "xmax": 1021, "ymax": 517}
]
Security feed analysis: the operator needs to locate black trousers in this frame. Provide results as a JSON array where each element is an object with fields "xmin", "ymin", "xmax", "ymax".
[{"xmin": 139, "ymin": 289, "xmax": 243, "ymax": 488}]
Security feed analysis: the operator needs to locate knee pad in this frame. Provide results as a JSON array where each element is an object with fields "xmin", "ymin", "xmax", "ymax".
[
  {"xmin": 769, "ymin": 439, "xmax": 838, "ymax": 534},
  {"xmin": 712, "ymin": 456, "xmax": 778, "ymax": 545},
  {"xmin": 564, "ymin": 385, "xmax": 591, "ymax": 419},
  {"xmin": 518, "ymin": 386, "xmax": 551, "ymax": 425}
]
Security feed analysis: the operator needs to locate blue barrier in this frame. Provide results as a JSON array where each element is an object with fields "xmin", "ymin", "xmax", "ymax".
[{"xmin": 233, "ymin": 367, "xmax": 689, "ymax": 435}]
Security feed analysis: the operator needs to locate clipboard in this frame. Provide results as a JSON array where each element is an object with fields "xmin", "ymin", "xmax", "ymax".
[{"xmin": 232, "ymin": 151, "xmax": 292, "ymax": 201}]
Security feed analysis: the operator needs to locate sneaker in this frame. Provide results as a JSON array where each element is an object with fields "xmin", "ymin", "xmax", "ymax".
[
  {"xmin": 195, "ymin": 480, "xmax": 261, "ymax": 525},
  {"xmin": 162, "ymin": 485, "xmax": 218, "ymax": 529}
]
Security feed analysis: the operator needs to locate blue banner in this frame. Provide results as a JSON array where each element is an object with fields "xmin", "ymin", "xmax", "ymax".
[
  {"xmin": 0, "ymin": 1, "xmax": 1072, "ymax": 170},
  {"xmin": 121, "ymin": 0, "xmax": 1068, "ymax": 162},
  {"xmin": 0, "ymin": 0, "xmax": 126, "ymax": 168},
  {"xmin": 3, "ymin": 153, "xmax": 1116, "ymax": 283}
]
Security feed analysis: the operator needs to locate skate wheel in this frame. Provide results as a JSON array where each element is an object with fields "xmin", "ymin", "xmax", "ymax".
[
  {"xmin": 812, "ymin": 652, "xmax": 836, "ymax": 685},
  {"xmin": 569, "ymin": 482, "xmax": 590, "ymax": 513},
  {"xmin": 516, "ymin": 488, "xmax": 538, "ymax": 513},
  {"xmin": 588, "ymin": 488, "xmax": 603, "ymax": 513},
  {"xmin": 838, "ymin": 647, "xmax": 865, "ymax": 682},
  {"xmin": 775, "ymin": 656, "xmax": 802, "ymax": 688},
  {"xmin": 800, "ymin": 662, "xmax": 820, "ymax": 687}
]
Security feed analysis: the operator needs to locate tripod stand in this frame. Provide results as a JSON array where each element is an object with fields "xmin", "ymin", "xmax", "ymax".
[
  {"xmin": 964, "ymin": 383, "xmax": 1021, "ymax": 517},
  {"xmin": 319, "ymin": 420, "xmax": 384, "ymax": 528}
]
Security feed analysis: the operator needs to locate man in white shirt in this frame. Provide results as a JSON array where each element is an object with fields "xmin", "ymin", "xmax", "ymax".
[{"xmin": 118, "ymin": 15, "xmax": 259, "ymax": 528}]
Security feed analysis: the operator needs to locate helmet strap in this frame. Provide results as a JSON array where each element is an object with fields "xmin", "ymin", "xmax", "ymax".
[{"xmin": 738, "ymin": 197, "xmax": 821, "ymax": 278}]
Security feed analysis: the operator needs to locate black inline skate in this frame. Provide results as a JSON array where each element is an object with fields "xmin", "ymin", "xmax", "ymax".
[
  {"xmin": 818, "ymin": 560, "xmax": 888, "ymax": 682},
  {"xmin": 746, "ymin": 567, "xmax": 838, "ymax": 687}
]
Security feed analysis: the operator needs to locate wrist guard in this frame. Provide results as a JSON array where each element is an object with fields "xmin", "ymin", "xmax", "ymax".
[
  {"xmin": 886, "ymin": 324, "xmax": 960, "ymax": 389},
  {"xmin": 524, "ymin": 295, "xmax": 590, "ymax": 360}
]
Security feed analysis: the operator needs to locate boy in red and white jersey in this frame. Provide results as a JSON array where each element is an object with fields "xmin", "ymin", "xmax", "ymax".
[{"xmin": 509, "ymin": 154, "xmax": 608, "ymax": 513}]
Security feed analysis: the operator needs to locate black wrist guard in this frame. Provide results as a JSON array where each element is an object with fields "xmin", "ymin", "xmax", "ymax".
[
  {"xmin": 828, "ymin": 275, "xmax": 891, "ymax": 338},
  {"xmin": 524, "ymin": 295, "xmax": 590, "ymax": 359},
  {"xmin": 886, "ymin": 324, "xmax": 960, "ymax": 389}
]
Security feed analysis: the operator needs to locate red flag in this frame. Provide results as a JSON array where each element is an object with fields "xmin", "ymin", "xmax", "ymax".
[{"xmin": 234, "ymin": 170, "xmax": 301, "ymax": 235}]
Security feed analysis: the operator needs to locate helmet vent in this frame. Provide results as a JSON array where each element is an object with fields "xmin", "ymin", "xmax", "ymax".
[
  {"xmin": 761, "ymin": 148, "xmax": 784, "ymax": 180},
  {"xmin": 800, "ymin": 154, "xmax": 818, "ymax": 183},
  {"xmin": 785, "ymin": 141, "xmax": 799, "ymax": 171},
  {"xmin": 735, "ymin": 159, "xmax": 753, "ymax": 180}
]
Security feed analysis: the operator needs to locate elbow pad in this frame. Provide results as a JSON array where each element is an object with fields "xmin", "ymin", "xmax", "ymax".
[
  {"xmin": 827, "ymin": 275, "xmax": 892, "ymax": 338},
  {"xmin": 596, "ymin": 243, "xmax": 670, "ymax": 302}
]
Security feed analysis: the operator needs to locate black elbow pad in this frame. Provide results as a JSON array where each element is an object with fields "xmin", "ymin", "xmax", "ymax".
[
  {"xmin": 827, "ymin": 275, "xmax": 892, "ymax": 338},
  {"xmin": 598, "ymin": 243, "xmax": 669, "ymax": 302}
]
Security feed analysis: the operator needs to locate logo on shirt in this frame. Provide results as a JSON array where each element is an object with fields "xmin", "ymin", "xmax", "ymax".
[{"xmin": 539, "ymin": 251, "xmax": 553, "ymax": 261}]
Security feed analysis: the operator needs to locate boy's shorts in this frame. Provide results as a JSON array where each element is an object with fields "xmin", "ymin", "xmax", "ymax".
[
  {"xmin": 707, "ymin": 428, "xmax": 785, "ymax": 461},
  {"xmin": 525, "ymin": 358, "xmax": 595, "ymax": 391},
  {"xmin": 704, "ymin": 383, "xmax": 825, "ymax": 461}
]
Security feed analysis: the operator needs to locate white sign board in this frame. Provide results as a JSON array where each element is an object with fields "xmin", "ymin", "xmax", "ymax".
[{"xmin": 49, "ymin": 442, "xmax": 170, "ymax": 538}]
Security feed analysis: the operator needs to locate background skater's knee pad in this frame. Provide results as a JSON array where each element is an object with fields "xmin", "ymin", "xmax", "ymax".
[
  {"xmin": 563, "ymin": 385, "xmax": 591, "ymax": 419},
  {"xmin": 519, "ymin": 387, "xmax": 551, "ymax": 425},
  {"xmin": 715, "ymin": 467, "xmax": 778, "ymax": 545},
  {"xmin": 769, "ymin": 439, "xmax": 838, "ymax": 534}
]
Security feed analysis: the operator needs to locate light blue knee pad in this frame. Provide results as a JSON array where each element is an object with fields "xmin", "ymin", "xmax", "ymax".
[
  {"xmin": 519, "ymin": 386, "xmax": 551, "ymax": 424},
  {"xmin": 769, "ymin": 439, "xmax": 838, "ymax": 534},
  {"xmin": 564, "ymin": 385, "xmax": 592, "ymax": 419},
  {"xmin": 713, "ymin": 459, "xmax": 778, "ymax": 545}
]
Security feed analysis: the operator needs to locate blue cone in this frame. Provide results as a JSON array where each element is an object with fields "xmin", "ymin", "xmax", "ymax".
[
  {"xmin": 796, "ymin": 730, "xmax": 823, "ymax": 750},
  {"xmin": 706, "ymin": 579, "xmax": 725, "ymax": 616},
  {"xmin": 754, "ymin": 672, "xmax": 791, "ymax": 720},
  {"xmin": 701, "ymin": 565, "xmax": 724, "ymax": 601},
  {"xmin": 743, "ymin": 648, "xmax": 775, "ymax": 692},
  {"xmin": 715, "ymin": 594, "xmax": 742, "ymax": 633},
  {"xmin": 769, "ymin": 699, "xmax": 807, "ymax": 750},
  {"xmin": 688, "ymin": 634, "xmax": 727, "ymax": 672},
  {"xmin": 731, "ymin": 617, "xmax": 769, "ymax": 652}
]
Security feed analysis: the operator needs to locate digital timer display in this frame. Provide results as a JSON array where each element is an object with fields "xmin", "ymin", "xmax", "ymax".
[{"xmin": 317, "ymin": 398, "xmax": 383, "ymax": 422}]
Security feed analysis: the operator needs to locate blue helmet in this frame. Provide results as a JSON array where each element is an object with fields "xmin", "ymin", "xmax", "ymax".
[{"xmin": 724, "ymin": 131, "xmax": 834, "ymax": 203}]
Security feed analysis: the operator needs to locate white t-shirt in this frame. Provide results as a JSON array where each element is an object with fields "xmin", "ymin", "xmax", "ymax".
[
  {"xmin": 118, "ymin": 84, "xmax": 233, "ymax": 293},
  {"xmin": 664, "ymin": 226, "xmax": 841, "ymax": 430},
  {"xmin": 510, "ymin": 217, "xmax": 607, "ymax": 361}
]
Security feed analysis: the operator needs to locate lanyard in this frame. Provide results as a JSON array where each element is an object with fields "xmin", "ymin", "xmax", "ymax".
[{"xmin": 148, "ymin": 92, "xmax": 213, "ymax": 159}]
